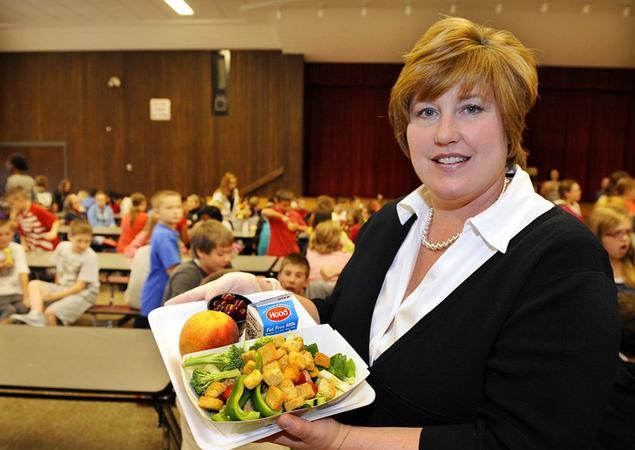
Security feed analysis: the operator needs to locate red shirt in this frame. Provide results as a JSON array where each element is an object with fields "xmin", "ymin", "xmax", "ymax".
[
  {"xmin": 116, "ymin": 211, "xmax": 148, "ymax": 253},
  {"xmin": 17, "ymin": 203, "xmax": 60, "ymax": 251},
  {"xmin": 267, "ymin": 208, "xmax": 306, "ymax": 257}
]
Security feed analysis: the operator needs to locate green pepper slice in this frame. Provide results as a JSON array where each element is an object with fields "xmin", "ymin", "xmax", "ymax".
[
  {"xmin": 211, "ymin": 410, "xmax": 231, "ymax": 422},
  {"xmin": 254, "ymin": 351, "xmax": 263, "ymax": 371},
  {"xmin": 251, "ymin": 382, "xmax": 282, "ymax": 417},
  {"xmin": 225, "ymin": 375, "xmax": 260, "ymax": 421}
]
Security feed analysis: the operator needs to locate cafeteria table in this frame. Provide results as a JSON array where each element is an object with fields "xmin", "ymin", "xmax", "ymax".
[
  {"xmin": 0, "ymin": 326, "xmax": 180, "ymax": 449},
  {"xmin": 231, "ymin": 255, "xmax": 278, "ymax": 274},
  {"xmin": 59, "ymin": 224, "xmax": 122, "ymax": 237},
  {"xmin": 27, "ymin": 251, "xmax": 131, "ymax": 272}
]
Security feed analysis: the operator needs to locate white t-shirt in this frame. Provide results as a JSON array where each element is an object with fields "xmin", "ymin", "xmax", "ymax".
[
  {"xmin": 0, "ymin": 242, "xmax": 30, "ymax": 296},
  {"xmin": 51, "ymin": 241, "xmax": 100, "ymax": 294}
]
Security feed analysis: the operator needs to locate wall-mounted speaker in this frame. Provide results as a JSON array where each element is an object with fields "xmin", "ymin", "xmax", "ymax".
[{"xmin": 211, "ymin": 50, "xmax": 230, "ymax": 116}]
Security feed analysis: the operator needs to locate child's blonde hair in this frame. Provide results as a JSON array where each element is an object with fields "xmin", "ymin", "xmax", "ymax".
[
  {"xmin": 589, "ymin": 206, "xmax": 635, "ymax": 288},
  {"xmin": 5, "ymin": 187, "xmax": 28, "ymax": 200},
  {"xmin": 309, "ymin": 220, "xmax": 342, "ymax": 254},
  {"xmin": 69, "ymin": 219, "xmax": 93, "ymax": 237},
  {"xmin": 152, "ymin": 190, "xmax": 181, "ymax": 208}
]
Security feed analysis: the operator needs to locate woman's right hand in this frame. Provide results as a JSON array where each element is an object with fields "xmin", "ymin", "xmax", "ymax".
[{"xmin": 165, "ymin": 272, "xmax": 270, "ymax": 305}]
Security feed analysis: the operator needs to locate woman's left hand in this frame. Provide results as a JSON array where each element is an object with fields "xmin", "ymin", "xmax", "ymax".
[{"xmin": 266, "ymin": 415, "xmax": 350, "ymax": 450}]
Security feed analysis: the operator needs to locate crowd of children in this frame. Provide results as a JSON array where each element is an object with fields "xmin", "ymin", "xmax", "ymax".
[{"xmin": 0, "ymin": 172, "xmax": 383, "ymax": 330}]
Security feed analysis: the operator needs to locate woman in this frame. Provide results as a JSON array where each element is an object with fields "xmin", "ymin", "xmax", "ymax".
[
  {"xmin": 211, "ymin": 172, "xmax": 240, "ymax": 220},
  {"xmin": 169, "ymin": 17, "xmax": 618, "ymax": 449},
  {"xmin": 558, "ymin": 178, "xmax": 584, "ymax": 221},
  {"xmin": 589, "ymin": 206, "xmax": 635, "ymax": 295}
]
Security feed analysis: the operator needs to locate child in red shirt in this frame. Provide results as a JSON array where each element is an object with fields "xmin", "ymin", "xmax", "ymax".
[
  {"xmin": 262, "ymin": 190, "xmax": 307, "ymax": 257},
  {"xmin": 6, "ymin": 188, "xmax": 60, "ymax": 251}
]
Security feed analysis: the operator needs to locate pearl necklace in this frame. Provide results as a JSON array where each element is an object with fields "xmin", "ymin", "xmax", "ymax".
[{"xmin": 421, "ymin": 177, "xmax": 510, "ymax": 252}]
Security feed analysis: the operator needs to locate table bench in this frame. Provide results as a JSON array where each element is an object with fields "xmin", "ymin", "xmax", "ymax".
[{"xmin": 85, "ymin": 303, "xmax": 140, "ymax": 327}]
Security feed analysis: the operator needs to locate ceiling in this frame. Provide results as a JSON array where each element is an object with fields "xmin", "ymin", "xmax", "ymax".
[{"xmin": 0, "ymin": 0, "xmax": 633, "ymax": 67}]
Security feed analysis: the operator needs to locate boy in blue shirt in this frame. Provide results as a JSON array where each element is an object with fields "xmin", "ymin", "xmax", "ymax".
[{"xmin": 136, "ymin": 190, "xmax": 183, "ymax": 328}]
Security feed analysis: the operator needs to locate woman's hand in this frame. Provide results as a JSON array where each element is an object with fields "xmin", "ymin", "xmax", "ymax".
[
  {"xmin": 267, "ymin": 415, "xmax": 351, "ymax": 450},
  {"xmin": 165, "ymin": 272, "xmax": 272, "ymax": 305}
]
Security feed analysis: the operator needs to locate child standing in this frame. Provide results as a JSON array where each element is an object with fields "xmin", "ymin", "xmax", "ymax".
[
  {"xmin": 137, "ymin": 190, "xmax": 183, "ymax": 328},
  {"xmin": 0, "ymin": 219, "xmax": 30, "ymax": 320},
  {"xmin": 276, "ymin": 252, "xmax": 310, "ymax": 296},
  {"xmin": 162, "ymin": 220, "xmax": 234, "ymax": 301},
  {"xmin": 262, "ymin": 189, "xmax": 307, "ymax": 257},
  {"xmin": 10, "ymin": 220, "xmax": 99, "ymax": 326},
  {"xmin": 6, "ymin": 187, "xmax": 60, "ymax": 251}
]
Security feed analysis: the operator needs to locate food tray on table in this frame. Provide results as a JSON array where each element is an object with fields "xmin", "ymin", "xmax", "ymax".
[{"xmin": 149, "ymin": 298, "xmax": 375, "ymax": 450}]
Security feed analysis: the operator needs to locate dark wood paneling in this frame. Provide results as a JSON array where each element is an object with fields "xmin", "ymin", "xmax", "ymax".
[{"xmin": 0, "ymin": 50, "xmax": 304, "ymax": 199}]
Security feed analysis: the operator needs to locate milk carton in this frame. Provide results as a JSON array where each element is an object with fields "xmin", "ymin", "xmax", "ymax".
[{"xmin": 244, "ymin": 290, "xmax": 316, "ymax": 339}]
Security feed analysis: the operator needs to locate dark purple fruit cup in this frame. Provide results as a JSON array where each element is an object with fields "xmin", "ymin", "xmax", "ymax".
[{"xmin": 207, "ymin": 292, "xmax": 251, "ymax": 331}]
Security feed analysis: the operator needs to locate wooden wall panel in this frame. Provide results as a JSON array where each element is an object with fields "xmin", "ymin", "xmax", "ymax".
[{"xmin": 0, "ymin": 50, "xmax": 304, "ymax": 199}]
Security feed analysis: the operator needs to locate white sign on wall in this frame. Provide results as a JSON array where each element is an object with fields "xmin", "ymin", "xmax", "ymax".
[{"xmin": 150, "ymin": 98, "xmax": 171, "ymax": 121}]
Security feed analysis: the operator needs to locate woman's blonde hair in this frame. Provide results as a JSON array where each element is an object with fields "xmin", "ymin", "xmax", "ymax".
[
  {"xmin": 388, "ymin": 16, "xmax": 538, "ymax": 168},
  {"xmin": 218, "ymin": 172, "xmax": 237, "ymax": 197},
  {"xmin": 309, "ymin": 220, "xmax": 342, "ymax": 254},
  {"xmin": 589, "ymin": 206, "xmax": 635, "ymax": 288}
]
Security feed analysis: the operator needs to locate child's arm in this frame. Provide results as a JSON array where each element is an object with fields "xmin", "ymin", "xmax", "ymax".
[
  {"xmin": 46, "ymin": 280, "xmax": 87, "ymax": 302},
  {"xmin": 288, "ymin": 221, "xmax": 308, "ymax": 233},
  {"xmin": 166, "ymin": 264, "xmax": 179, "ymax": 276},
  {"xmin": 44, "ymin": 219, "xmax": 60, "ymax": 241},
  {"xmin": 262, "ymin": 208, "xmax": 289, "ymax": 223}
]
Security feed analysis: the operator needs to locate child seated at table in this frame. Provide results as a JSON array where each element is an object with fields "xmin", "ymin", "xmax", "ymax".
[
  {"xmin": 6, "ymin": 187, "xmax": 60, "ymax": 252},
  {"xmin": 162, "ymin": 220, "xmax": 234, "ymax": 302},
  {"xmin": 306, "ymin": 220, "xmax": 352, "ymax": 283},
  {"xmin": 0, "ymin": 219, "xmax": 30, "ymax": 320},
  {"xmin": 276, "ymin": 252, "xmax": 310, "ymax": 296},
  {"xmin": 11, "ymin": 219, "xmax": 99, "ymax": 326}
]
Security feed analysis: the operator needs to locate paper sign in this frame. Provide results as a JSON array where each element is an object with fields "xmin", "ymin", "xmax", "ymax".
[{"xmin": 150, "ymin": 98, "xmax": 171, "ymax": 121}]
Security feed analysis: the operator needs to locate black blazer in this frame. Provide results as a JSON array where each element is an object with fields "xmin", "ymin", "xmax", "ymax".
[{"xmin": 314, "ymin": 201, "xmax": 620, "ymax": 450}]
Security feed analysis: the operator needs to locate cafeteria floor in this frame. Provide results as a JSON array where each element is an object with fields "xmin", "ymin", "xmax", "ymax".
[{"xmin": 0, "ymin": 286, "xmax": 167, "ymax": 450}]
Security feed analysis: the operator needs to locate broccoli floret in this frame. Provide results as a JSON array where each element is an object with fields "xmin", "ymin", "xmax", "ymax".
[
  {"xmin": 190, "ymin": 368, "xmax": 241, "ymax": 396},
  {"xmin": 183, "ymin": 345, "xmax": 244, "ymax": 371},
  {"xmin": 249, "ymin": 336, "xmax": 274, "ymax": 351}
]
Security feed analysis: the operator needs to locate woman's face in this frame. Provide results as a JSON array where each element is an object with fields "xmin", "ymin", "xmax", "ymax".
[
  {"xmin": 565, "ymin": 183, "xmax": 582, "ymax": 203},
  {"xmin": 407, "ymin": 84, "xmax": 508, "ymax": 209},
  {"xmin": 601, "ymin": 219, "xmax": 632, "ymax": 260}
]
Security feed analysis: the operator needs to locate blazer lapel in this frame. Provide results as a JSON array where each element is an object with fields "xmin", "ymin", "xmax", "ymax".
[{"xmin": 331, "ymin": 205, "xmax": 417, "ymax": 363}]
